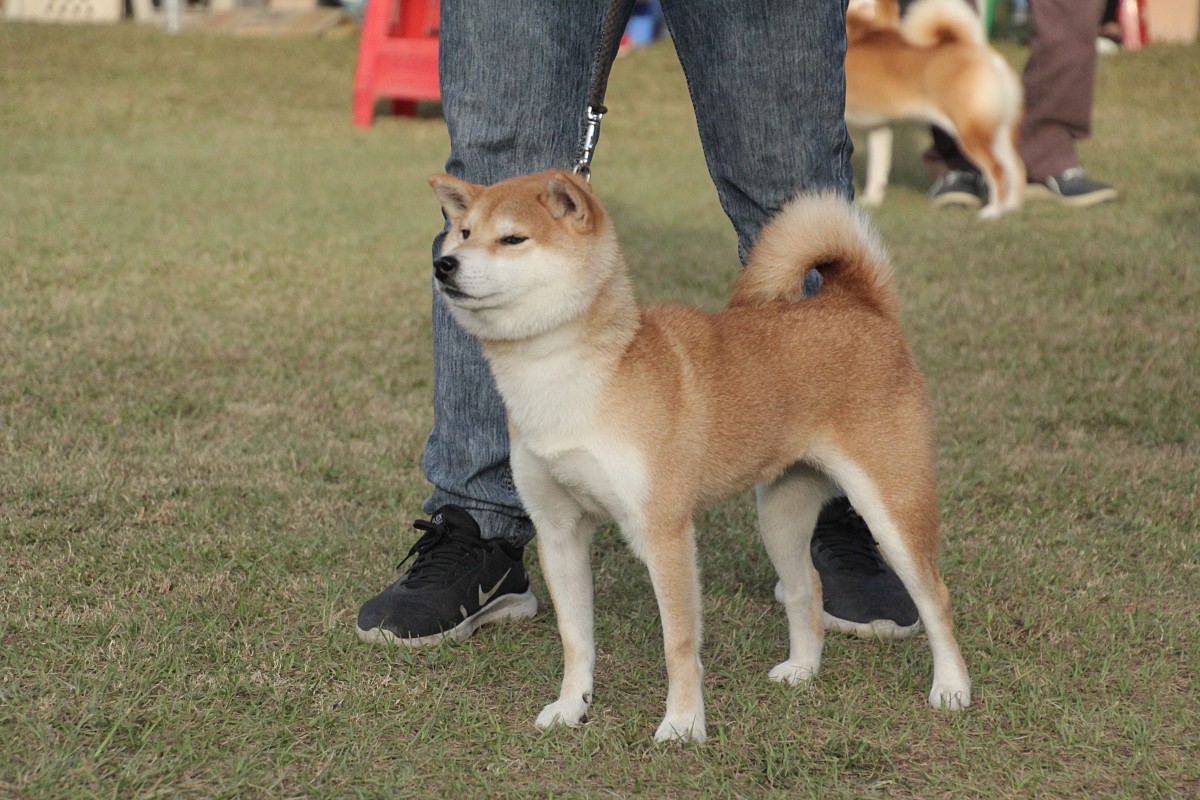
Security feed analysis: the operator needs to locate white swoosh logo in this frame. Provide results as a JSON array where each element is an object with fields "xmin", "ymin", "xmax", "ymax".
[{"xmin": 478, "ymin": 569, "xmax": 511, "ymax": 607}]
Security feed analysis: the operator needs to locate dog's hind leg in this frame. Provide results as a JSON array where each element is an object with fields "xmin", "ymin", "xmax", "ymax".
[
  {"xmin": 821, "ymin": 449, "xmax": 972, "ymax": 710},
  {"xmin": 640, "ymin": 514, "xmax": 707, "ymax": 743},
  {"xmin": 755, "ymin": 465, "xmax": 837, "ymax": 685},
  {"xmin": 956, "ymin": 117, "xmax": 1026, "ymax": 220}
]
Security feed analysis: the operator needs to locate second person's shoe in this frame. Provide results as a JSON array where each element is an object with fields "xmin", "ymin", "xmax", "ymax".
[{"xmin": 1028, "ymin": 167, "xmax": 1118, "ymax": 208}]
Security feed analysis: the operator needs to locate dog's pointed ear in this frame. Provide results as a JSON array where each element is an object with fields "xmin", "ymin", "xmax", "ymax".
[
  {"xmin": 429, "ymin": 174, "xmax": 480, "ymax": 221},
  {"xmin": 541, "ymin": 174, "xmax": 595, "ymax": 233}
]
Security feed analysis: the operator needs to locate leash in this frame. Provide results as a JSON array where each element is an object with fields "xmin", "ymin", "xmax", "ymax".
[{"xmin": 573, "ymin": 0, "xmax": 637, "ymax": 181}]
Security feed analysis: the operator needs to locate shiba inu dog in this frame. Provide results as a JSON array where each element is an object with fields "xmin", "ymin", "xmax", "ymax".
[
  {"xmin": 428, "ymin": 170, "xmax": 971, "ymax": 743},
  {"xmin": 846, "ymin": 0, "xmax": 1025, "ymax": 218}
]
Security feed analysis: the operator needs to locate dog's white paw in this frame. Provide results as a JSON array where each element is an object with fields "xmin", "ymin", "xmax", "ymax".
[
  {"xmin": 978, "ymin": 204, "xmax": 1003, "ymax": 220},
  {"xmin": 859, "ymin": 191, "xmax": 885, "ymax": 208},
  {"xmin": 654, "ymin": 713, "xmax": 706, "ymax": 744},
  {"xmin": 535, "ymin": 695, "xmax": 591, "ymax": 730},
  {"xmin": 929, "ymin": 681, "xmax": 971, "ymax": 710},
  {"xmin": 768, "ymin": 659, "xmax": 820, "ymax": 685}
]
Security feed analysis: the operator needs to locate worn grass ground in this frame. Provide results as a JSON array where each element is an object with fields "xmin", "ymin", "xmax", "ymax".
[{"xmin": 1, "ymin": 22, "xmax": 1197, "ymax": 799}]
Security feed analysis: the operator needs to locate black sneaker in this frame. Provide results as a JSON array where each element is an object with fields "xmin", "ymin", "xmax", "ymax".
[
  {"xmin": 1028, "ymin": 167, "xmax": 1117, "ymax": 208},
  {"xmin": 356, "ymin": 504, "xmax": 538, "ymax": 646},
  {"xmin": 803, "ymin": 497, "xmax": 920, "ymax": 640},
  {"xmin": 929, "ymin": 170, "xmax": 986, "ymax": 209}
]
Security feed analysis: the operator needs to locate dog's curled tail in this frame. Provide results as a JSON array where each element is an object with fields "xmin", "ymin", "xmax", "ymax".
[
  {"xmin": 731, "ymin": 192, "xmax": 898, "ymax": 317},
  {"xmin": 899, "ymin": 0, "xmax": 985, "ymax": 47}
]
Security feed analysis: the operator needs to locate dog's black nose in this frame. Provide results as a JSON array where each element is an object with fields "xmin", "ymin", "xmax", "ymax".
[{"xmin": 433, "ymin": 255, "xmax": 459, "ymax": 283}]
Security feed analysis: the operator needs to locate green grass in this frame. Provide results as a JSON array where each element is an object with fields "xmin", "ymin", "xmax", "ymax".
[{"xmin": 2, "ymin": 21, "xmax": 1198, "ymax": 799}]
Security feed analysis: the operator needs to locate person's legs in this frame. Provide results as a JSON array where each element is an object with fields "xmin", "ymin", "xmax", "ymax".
[
  {"xmin": 1018, "ymin": 0, "xmax": 1101, "ymax": 180},
  {"xmin": 660, "ymin": 0, "xmax": 854, "ymax": 260},
  {"xmin": 422, "ymin": 0, "xmax": 614, "ymax": 547},
  {"xmin": 1019, "ymin": 0, "xmax": 1116, "ymax": 205},
  {"xmin": 359, "ymin": 0, "xmax": 614, "ymax": 645}
]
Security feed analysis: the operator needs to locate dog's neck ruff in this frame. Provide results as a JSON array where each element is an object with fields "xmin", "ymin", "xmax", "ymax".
[{"xmin": 482, "ymin": 271, "xmax": 639, "ymax": 449}]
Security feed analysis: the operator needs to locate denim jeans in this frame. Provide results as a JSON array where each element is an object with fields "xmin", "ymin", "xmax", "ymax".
[{"xmin": 423, "ymin": 0, "xmax": 854, "ymax": 545}]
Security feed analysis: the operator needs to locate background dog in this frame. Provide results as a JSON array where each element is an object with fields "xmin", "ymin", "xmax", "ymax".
[
  {"xmin": 430, "ymin": 170, "xmax": 971, "ymax": 743},
  {"xmin": 846, "ymin": 0, "xmax": 1025, "ymax": 218}
]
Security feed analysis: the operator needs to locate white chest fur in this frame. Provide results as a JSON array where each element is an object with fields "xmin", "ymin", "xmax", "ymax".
[{"xmin": 487, "ymin": 329, "xmax": 650, "ymax": 537}]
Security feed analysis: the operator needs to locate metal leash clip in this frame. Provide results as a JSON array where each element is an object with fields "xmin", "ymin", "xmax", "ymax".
[{"xmin": 573, "ymin": 104, "xmax": 607, "ymax": 183}]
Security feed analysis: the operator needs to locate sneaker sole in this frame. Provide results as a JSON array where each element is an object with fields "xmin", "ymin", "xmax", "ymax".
[
  {"xmin": 774, "ymin": 581, "xmax": 920, "ymax": 641},
  {"xmin": 1026, "ymin": 183, "xmax": 1118, "ymax": 208},
  {"xmin": 930, "ymin": 191, "xmax": 983, "ymax": 209},
  {"xmin": 355, "ymin": 589, "xmax": 538, "ymax": 647},
  {"xmin": 822, "ymin": 611, "xmax": 921, "ymax": 641}
]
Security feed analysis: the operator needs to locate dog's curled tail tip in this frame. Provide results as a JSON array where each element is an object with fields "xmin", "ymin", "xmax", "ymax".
[
  {"xmin": 900, "ymin": 0, "xmax": 986, "ymax": 47},
  {"xmin": 732, "ymin": 191, "xmax": 898, "ymax": 316}
]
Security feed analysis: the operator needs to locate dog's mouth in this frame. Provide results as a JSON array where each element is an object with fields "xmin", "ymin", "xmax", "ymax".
[
  {"xmin": 439, "ymin": 284, "xmax": 501, "ymax": 310},
  {"xmin": 440, "ymin": 285, "xmax": 472, "ymax": 301}
]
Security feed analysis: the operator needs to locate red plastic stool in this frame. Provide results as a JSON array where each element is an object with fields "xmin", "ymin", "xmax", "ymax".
[{"xmin": 352, "ymin": 0, "xmax": 440, "ymax": 127}]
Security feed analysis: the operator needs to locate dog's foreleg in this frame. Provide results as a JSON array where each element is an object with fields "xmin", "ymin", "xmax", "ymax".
[
  {"xmin": 755, "ymin": 467, "xmax": 834, "ymax": 685},
  {"xmin": 533, "ymin": 512, "xmax": 598, "ymax": 731},
  {"xmin": 861, "ymin": 127, "xmax": 894, "ymax": 208},
  {"xmin": 511, "ymin": 445, "xmax": 598, "ymax": 732},
  {"xmin": 642, "ymin": 516, "xmax": 706, "ymax": 744}
]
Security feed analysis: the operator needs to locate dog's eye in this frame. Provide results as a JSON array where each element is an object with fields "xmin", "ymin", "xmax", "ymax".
[
  {"xmin": 461, "ymin": 229, "xmax": 471, "ymax": 240},
  {"xmin": 499, "ymin": 235, "xmax": 528, "ymax": 246}
]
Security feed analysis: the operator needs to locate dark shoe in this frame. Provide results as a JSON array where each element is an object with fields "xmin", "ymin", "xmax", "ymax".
[
  {"xmin": 805, "ymin": 497, "xmax": 920, "ymax": 640},
  {"xmin": 929, "ymin": 170, "xmax": 986, "ymax": 209},
  {"xmin": 356, "ymin": 504, "xmax": 537, "ymax": 646},
  {"xmin": 1028, "ymin": 167, "xmax": 1118, "ymax": 208}
]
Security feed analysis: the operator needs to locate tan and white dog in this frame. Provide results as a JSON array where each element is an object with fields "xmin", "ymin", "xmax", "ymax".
[
  {"xmin": 846, "ymin": 0, "xmax": 1025, "ymax": 218},
  {"xmin": 428, "ymin": 170, "xmax": 971, "ymax": 743}
]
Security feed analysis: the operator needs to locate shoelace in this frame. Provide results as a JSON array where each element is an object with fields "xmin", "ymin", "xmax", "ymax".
[
  {"xmin": 812, "ymin": 505, "xmax": 886, "ymax": 576},
  {"xmin": 396, "ymin": 517, "xmax": 487, "ymax": 588}
]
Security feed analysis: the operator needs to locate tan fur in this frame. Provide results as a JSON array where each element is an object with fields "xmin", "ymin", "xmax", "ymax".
[
  {"xmin": 429, "ymin": 170, "xmax": 972, "ymax": 744},
  {"xmin": 846, "ymin": 0, "xmax": 1025, "ymax": 218}
]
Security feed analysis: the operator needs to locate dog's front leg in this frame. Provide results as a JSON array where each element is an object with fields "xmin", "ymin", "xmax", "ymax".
[
  {"xmin": 642, "ymin": 517, "xmax": 706, "ymax": 744},
  {"xmin": 862, "ymin": 126, "xmax": 894, "ymax": 207},
  {"xmin": 510, "ymin": 445, "xmax": 598, "ymax": 732},
  {"xmin": 532, "ymin": 511, "xmax": 598, "ymax": 731}
]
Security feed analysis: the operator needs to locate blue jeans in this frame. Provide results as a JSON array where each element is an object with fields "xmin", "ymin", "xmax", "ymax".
[{"xmin": 423, "ymin": 0, "xmax": 854, "ymax": 545}]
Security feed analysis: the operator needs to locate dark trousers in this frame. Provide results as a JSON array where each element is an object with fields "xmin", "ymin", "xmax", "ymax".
[{"xmin": 1017, "ymin": 0, "xmax": 1103, "ymax": 180}]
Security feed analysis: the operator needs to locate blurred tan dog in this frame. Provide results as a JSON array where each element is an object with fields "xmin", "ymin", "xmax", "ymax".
[
  {"xmin": 428, "ymin": 169, "xmax": 971, "ymax": 743},
  {"xmin": 846, "ymin": 0, "xmax": 1025, "ymax": 217}
]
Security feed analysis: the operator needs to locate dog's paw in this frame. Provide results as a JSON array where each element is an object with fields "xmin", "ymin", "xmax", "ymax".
[
  {"xmin": 859, "ymin": 191, "xmax": 885, "ymax": 208},
  {"xmin": 654, "ymin": 713, "xmax": 706, "ymax": 744},
  {"xmin": 535, "ymin": 696, "xmax": 590, "ymax": 731},
  {"xmin": 978, "ymin": 204, "xmax": 1003, "ymax": 221},
  {"xmin": 929, "ymin": 680, "xmax": 971, "ymax": 711},
  {"xmin": 768, "ymin": 659, "xmax": 819, "ymax": 685}
]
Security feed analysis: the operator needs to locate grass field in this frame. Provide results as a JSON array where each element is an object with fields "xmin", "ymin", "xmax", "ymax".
[{"xmin": 1, "ymin": 21, "xmax": 1198, "ymax": 799}]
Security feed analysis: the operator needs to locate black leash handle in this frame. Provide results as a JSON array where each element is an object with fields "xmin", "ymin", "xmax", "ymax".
[{"xmin": 574, "ymin": 0, "xmax": 637, "ymax": 181}]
